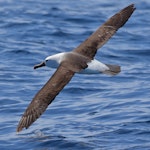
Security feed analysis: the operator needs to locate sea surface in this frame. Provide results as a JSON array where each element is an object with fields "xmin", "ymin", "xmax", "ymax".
[{"xmin": 0, "ymin": 0, "xmax": 150, "ymax": 150}]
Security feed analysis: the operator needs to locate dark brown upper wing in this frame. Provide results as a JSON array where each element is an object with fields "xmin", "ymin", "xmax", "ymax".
[
  {"xmin": 73, "ymin": 4, "xmax": 135, "ymax": 60},
  {"xmin": 17, "ymin": 65, "xmax": 74, "ymax": 132}
]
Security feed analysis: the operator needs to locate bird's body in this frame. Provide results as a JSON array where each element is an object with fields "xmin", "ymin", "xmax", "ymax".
[
  {"xmin": 44, "ymin": 52, "xmax": 119, "ymax": 75},
  {"xmin": 17, "ymin": 4, "xmax": 136, "ymax": 132}
]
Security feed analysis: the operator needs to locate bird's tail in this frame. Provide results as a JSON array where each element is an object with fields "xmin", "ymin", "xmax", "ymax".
[{"xmin": 103, "ymin": 64, "xmax": 121, "ymax": 75}]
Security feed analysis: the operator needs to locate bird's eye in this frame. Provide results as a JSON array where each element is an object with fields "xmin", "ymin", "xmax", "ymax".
[{"xmin": 46, "ymin": 60, "xmax": 48, "ymax": 62}]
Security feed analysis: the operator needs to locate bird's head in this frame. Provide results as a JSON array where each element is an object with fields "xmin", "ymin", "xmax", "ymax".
[{"xmin": 34, "ymin": 54, "xmax": 61, "ymax": 69}]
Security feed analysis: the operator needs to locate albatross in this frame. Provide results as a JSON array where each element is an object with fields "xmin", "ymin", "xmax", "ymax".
[{"xmin": 17, "ymin": 4, "xmax": 135, "ymax": 132}]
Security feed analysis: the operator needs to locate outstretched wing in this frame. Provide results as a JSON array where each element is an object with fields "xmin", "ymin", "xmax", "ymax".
[
  {"xmin": 73, "ymin": 4, "xmax": 135, "ymax": 60},
  {"xmin": 17, "ymin": 4, "xmax": 136, "ymax": 132},
  {"xmin": 17, "ymin": 65, "xmax": 74, "ymax": 132}
]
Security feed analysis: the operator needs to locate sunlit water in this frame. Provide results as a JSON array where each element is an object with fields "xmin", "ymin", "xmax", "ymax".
[{"xmin": 0, "ymin": 0, "xmax": 150, "ymax": 149}]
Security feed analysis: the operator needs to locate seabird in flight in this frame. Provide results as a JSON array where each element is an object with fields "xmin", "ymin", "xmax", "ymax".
[{"xmin": 17, "ymin": 4, "xmax": 136, "ymax": 132}]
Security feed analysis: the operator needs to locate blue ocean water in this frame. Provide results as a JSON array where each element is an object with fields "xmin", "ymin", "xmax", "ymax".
[{"xmin": 0, "ymin": 0, "xmax": 150, "ymax": 149}]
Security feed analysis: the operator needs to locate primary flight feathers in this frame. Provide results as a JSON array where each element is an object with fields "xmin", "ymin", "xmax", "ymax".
[{"xmin": 17, "ymin": 4, "xmax": 135, "ymax": 132}]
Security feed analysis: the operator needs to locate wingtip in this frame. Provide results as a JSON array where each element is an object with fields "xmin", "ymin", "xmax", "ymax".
[
  {"xmin": 125, "ymin": 4, "xmax": 136, "ymax": 12},
  {"xmin": 16, "ymin": 117, "xmax": 28, "ymax": 133},
  {"xmin": 122, "ymin": 3, "xmax": 136, "ymax": 14},
  {"xmin": 130, "ymin": 3, "xmax": 136, "ymax": 8},
  {"xmin": 17, "ymin": 123, "xmax": 29, "ymax": 133},
  {"xmin": 16, "ymin": 129, "xmax": 21, "ymax": 134},
  {"xmin": 129, "ymin": 3, "xmax": 136, "ymax": 10},
  {"xmin": 16, "ymin": 125, "xmax": 23, "ymax": 133}
]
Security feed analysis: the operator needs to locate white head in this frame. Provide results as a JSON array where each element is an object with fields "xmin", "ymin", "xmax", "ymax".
[{"xmin": 34, "ymin": 53, "xmax": 65, "ymax": 69}]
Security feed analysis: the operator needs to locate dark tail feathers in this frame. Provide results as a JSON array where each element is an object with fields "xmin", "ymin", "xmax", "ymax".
[{"xmin": 103, "ymin": 64, "xmax": 121, "ymax": 75}]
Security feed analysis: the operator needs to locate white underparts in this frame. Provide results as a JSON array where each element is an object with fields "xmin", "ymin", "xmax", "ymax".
[{"xmin": 79, "ymin": 59, "xmax": 109, "ymax": 74}]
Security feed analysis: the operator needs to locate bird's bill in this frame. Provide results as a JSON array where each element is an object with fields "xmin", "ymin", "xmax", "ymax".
[{"xmin": 34, "ymin": 61, "xmax": 46, "ymax": 69}]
